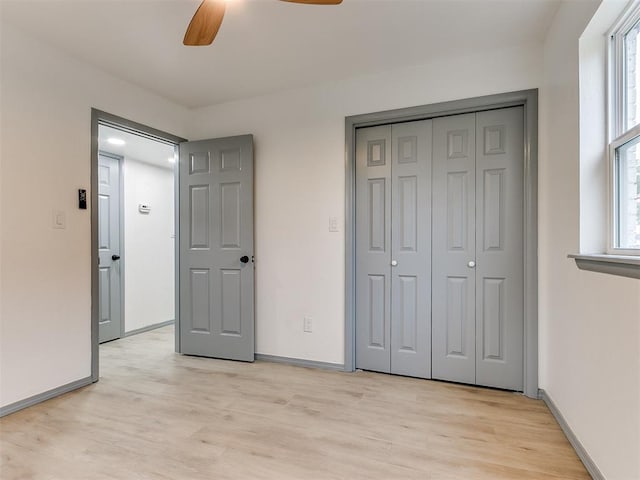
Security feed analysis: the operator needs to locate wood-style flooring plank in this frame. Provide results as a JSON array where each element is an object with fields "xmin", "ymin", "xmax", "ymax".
[{"xmin": 0, "ymin": 326, "xmax": 589, "ymax": 479}]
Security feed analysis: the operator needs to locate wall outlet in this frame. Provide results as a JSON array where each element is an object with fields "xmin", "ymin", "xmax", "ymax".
[{"xmin": 303, "ymin": 316, "xmax": 313, "ymax": 333}]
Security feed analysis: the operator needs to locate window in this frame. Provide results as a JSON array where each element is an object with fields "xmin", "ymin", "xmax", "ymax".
[{"xmin": 609, "ymin": 2, "xmax": 640, "ymax": 254}]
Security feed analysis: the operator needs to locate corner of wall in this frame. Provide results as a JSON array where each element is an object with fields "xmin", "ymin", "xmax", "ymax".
[{"xmin": 540, "ymin": 1, "xmax": 640, "ymax": 478}]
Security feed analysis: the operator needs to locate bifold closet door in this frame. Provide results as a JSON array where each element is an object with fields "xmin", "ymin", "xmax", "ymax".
[
  {"xmin": 432, "ymin": 107, "xmax": 524, "ymax": 391},
  {"xmin": 355, "ymin": 120, "xmax": 432, "ymax": 378},
  {"xmin": 475, "ymin": 107, "xmax": 524, "ymax": 391},
  {"xmin": 356, "ymin": 125, "xmax": 392, "ymax": 373},
  {"xmin": 432, "ymin": 113, "xmax": 477, "ymax": 384},
  {"xmin": 390, "ymin": 120, "xmax": 432, "ymax": 378}
]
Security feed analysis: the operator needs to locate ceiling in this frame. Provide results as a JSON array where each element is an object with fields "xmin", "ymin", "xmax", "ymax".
[
  {"xmin": 1, "ymin": 0, "xmax": 560, "ymax": 109},
  {"xmin": 99, "ymin": 125, "xmax": 176, "ymax": 170}
]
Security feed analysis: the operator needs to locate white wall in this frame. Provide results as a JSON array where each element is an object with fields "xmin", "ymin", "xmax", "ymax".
[
  {"xmin": 189, "ymin": 43, "xmax": 543, "ymax": 365},
  {"xmin": 0, "ymin": 23, "xmax": 189, "ymax": 407},
  {"xmin": 123, "ymin": 158, "xmax": 175, "ymax": 333},
  {"xmin": 579, "ymin": 5, "xmax": 610, "ymax": 254},
  {"xmin": 540, "ymin": 2, "xmax": 640, "ymax": 478}
]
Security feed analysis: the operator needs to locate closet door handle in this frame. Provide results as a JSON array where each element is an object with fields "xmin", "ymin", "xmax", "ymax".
[
  {"xmin": 391, "ymin": 260, "xmax": 398, "ymax": 267},
  {"xmin": 467, "ymin": 261, "xmax": 476, "ymax": 268}
]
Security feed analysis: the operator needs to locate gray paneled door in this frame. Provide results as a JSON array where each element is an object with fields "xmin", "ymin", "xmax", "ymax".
[
  {"xmin": 179, "ymin": 135, "xmax": 255, "ymax": 362},
  {"xmin": 432, "ymin": 107, "xmax": 524, "ymax": 391},
  {"xmin": 355, "ymin": 120, "xmax": 432, "ymax": 378},
  {"xmin": 431, "ymin": 113, "xmax": 477, "ymax": 384},
  {"xmin": 475, "ymin": 108, "xmax": 524, "ymax": 390},
  {"xmin": 355, "ymin": 107, "xmax": 524, "ymax": 391},
  {"xmin": 98, "ymin": 153, "xmax": 122, "ymax": 344}
]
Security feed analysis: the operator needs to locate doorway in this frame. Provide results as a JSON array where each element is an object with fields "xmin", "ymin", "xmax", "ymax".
[
  {"xmin": 344, "ymin": 90, "xmax": 539, "ymax": 399},
  {"xmin": 92, "ymin": 112, "xmax": 185, "ymax": 382},
  {"xmin": 91, "ymin": 110, "xmax": 256, "ymax": 382},
  {"xmin": 97, "ymin": 125, "xmax": 178, "ymax": 344}
]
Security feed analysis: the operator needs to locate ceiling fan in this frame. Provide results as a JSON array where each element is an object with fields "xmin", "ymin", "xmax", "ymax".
[{"xmin": 184, "ymin": 0, "xmax": 343, "ymax": 46}]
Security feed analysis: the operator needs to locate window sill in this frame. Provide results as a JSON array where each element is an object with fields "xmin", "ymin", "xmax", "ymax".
[{"xmin": 568, "ymin": 254, "xmax": 640, "ymax": 280}]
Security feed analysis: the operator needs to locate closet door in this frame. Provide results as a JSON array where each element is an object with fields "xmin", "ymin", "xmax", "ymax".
[
  {"xmin": 475, "ymin": 107, "xmax": 524, "ymax": 391},
  {"xmin": 355, "ymin": 121, "xmax": 432, "ymax": 378},
  {"xmin": 432, "ymin": 113, "xmax": 477, "ymax": 384},
  {"xmin": 432, "ymin": 107, "xmax": 525, "ymax": 390},
  {"xmin": 355, "ymin": 125, "xmax": 392, "ymax": 373},
  {"xmin": 390, "ymin": 120, "xmax": 432, "ymax": 378}
]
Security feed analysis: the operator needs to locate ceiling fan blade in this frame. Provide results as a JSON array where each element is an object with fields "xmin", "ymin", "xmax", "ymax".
[
  {"xmin": 279, "ymin": 0, "xmax": 343, "ymax": 4},
  {"xmin": 183, "ymin": 0, "xmax": 226, "ymax": 46}
]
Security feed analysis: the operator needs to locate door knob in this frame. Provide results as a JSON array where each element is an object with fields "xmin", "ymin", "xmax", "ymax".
[
  {"xmin": 240, "ymin": 255, "xmax": 250, "ymax": 264},
  {"xmin": 391, "ymin": 260, "xmax": 398, "ymax": 267},
  {"xmin": 467, "ymin": 261, "xmax": 476, "ymax": 268},
  {"xmin": 112, "ymin": 255, "xmax": 121, "ymax": 261}
]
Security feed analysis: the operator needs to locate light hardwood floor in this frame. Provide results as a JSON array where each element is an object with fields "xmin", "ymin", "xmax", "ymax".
[{"xmin": 1, "ymin": 326, "xmax": 588, "ymax": 479}]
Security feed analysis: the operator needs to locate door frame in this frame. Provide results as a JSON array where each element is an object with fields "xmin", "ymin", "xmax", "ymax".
[
  {"xmin": 90, "ymin": 109, "xmax": 187, "ymax": 383},
  {"xmin": 343, "ymin": 89, "xmax": 539, "ymax": 398},
  {"xmin": 97, "ymin": 150, "xmax": 125, "ymax": 341}
]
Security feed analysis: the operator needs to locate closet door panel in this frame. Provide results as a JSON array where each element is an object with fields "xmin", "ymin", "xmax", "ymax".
[
  {"xmin": 432, "ymin": 114, "xmax": 477, "ymax": 384},
  {"xmin": 355, "ymin": 125, "xmax": 392, "ymax": 373},
  {"xmin": 390, "ymin": 120, "xmax": 432, "ymax": 378},
  {"xmin": 475, "ymin": 107, "xmax": 524, "ymax": 391}
]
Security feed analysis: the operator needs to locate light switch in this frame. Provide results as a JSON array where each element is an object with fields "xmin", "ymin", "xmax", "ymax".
[
  {"xmin": 53, "ymin": 210, "xmax": 66, "ymax": 229},
  {"xmin": 329, "ymin": 216, "xmax": 339, "ymax": 233}
]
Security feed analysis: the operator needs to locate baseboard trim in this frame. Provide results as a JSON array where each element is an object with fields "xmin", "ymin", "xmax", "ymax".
[
  {"xmin": 124, "ymin": 319, "xmax": 174, "ymax": 338},
  {"xmin": 0, "ymin": 376, "xmax": 93, "ymax": 418},
  {"xmin": 255, "ymin": 354, "xmax": 344, "ymax": 372},
  {"xmin": 539, "ymin": 389, "xmax": 604, "ymax": 480}
]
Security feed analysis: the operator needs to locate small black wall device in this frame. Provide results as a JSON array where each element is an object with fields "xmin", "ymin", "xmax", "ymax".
[{"xmin": 78, "ymin": 189, "xmax": 87, "ymax": 210}]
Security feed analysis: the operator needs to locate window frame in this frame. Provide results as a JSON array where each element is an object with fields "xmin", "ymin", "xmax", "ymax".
[{"xmin": 607, "ymin": 0, "xmax": 640, "ymax": 255}]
